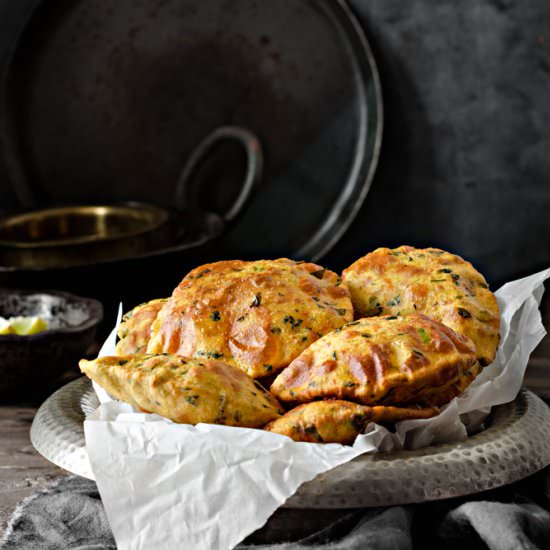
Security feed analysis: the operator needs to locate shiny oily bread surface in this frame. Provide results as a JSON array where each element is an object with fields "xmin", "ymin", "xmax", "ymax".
[
  {"xmin": 79, "ymin": 353, "xmax": 283, "ymax": 427},
  {"xmin": 270, "ymin": 313, "xmax": 480, "ymax": 407},
  {"xmin": 265, "ymin": 399, "xmax": 439, "ymax": 444},
  {"xmin": 116, "ymin": 298, "xmax": 167, "ymax": 355},
  {"xmin": 146, "ymin": 259, "xmax": 353, "ymax": 378},
  {"xmin": 342, "ymin": 246, "xmax": 500, "ymax": 365}
]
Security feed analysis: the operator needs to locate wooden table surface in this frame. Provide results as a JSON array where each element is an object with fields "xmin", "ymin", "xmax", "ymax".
[{"xmin": 1, "ymin": 300, "xmax": 550, "ymax": 536}]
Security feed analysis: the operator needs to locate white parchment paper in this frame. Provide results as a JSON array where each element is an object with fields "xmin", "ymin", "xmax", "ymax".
[{"xmin": 84, "ymin": 268, "xmax": 550, "ymax": 550}]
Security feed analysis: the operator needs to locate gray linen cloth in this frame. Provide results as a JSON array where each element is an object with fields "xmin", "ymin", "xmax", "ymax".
[{"xmin": 1, "ymin": 468, "xmax": 550, "ymax": 550}]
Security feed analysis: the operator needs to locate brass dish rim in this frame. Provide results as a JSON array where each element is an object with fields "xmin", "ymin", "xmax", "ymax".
[{"xmin": 0, "ymin": 204, "xmax": 169, "ymax": 249}]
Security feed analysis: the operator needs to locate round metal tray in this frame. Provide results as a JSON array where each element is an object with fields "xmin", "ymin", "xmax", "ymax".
[
  {"xmin": 31, "ymin": 377, "xmax": 550, "ymax": 508},
  {"xmin": 1, "ymin": 0, "xmax": 382, "ymax": 263}
]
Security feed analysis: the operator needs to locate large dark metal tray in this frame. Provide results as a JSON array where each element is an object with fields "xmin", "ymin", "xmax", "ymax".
[{"xmin": 0, "ymin": 0, "xmax": 382, "ymax": 262}]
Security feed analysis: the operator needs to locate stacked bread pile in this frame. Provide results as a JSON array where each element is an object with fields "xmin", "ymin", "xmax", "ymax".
[{"xmin": 80, "ymin": 246, "xmax": 500, "ymax": 445}]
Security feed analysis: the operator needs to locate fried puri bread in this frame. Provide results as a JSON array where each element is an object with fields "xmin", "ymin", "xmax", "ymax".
[
  {"xmin": 79, "ymin": 354, "xmax": 284, "ymax": 427},
  {"xmin": 270, "ymin": 314, "xmax": 480, "ymax": 408},
  {"xmin": 146, "ymin": 259, "xmax": 353, "ymax": 379},
  {"xmin": 342, "ymin": 246, "xmax": 500, "ymax": 365},
  {"xmin": 116, "ymin": 298, "xmax": 167, "ymax": 355},
  {"xmin": 264, "ymin": 400, "xmax": 439, "ymax": 444}
]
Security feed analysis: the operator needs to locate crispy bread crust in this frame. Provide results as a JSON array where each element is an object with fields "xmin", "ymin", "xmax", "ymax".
[
  {"xmin": 271, "ymin": 314, "xmax": 480, "ymax": 408},
  {"xmin": 146, "ymin": 259, "xmax": 353, "ymax": 378},
  {"xmin": 80, "ymin": 353, "xmax": 284, "ymax": 427},
  {"xmin": 264, "ymin": 400, "xmax": 439, "ymax": 443},
  {"xmin": 342, "ymin": 246, "xmax": 500, "ymax": 365},
  {"xmin": 116, "ymin": 298, "xmax": 167, "ymax": 355}
]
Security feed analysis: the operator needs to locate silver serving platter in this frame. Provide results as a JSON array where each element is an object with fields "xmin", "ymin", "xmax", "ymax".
[{"xmin": 31, "ymin": 377, "xmax": 550, "ymax": 508}]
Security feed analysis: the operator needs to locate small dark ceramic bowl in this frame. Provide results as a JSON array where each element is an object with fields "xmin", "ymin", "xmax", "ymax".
[{"xmin": 0, "ymin": 289, "xmax": 103, "ymax": 402}]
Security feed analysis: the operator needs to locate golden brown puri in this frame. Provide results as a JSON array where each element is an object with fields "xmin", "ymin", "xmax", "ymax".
[
  {"xmin": 79, "ymin": 354, "xmax": 284, "ymax": 427},
  {"xmin": 342, "ymin": 246, "xmax": 500, "ymax": 366},
  {"xmin": 264, "ymin": 400, "xmax": 439, "ymax": 444},
  {"xmin": 270, "ymin": 313, "xmax": 480, "ymax": 408},
  {"xmin": 146, "ymin": 258, "xmax": 353, "ymax": 379},
  {"xmin": 116, "ymin": 298, "xmax": 167, "ymax": 355}
]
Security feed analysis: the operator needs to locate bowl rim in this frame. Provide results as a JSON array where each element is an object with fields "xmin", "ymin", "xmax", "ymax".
[
  {"xmin": 0, "ymin": 203, "xmax": 169, "ymax": 249},
  {"xmin": 0, "ymin": 208, "xmax": 225, "ymax": 272},
  {"xmin": 0, "ymin": 288, "xmax": 103, "ymax": 339}
]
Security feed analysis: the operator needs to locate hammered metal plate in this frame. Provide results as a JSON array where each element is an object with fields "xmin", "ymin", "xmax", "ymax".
[{"xmin": 31, "ymin": 377, "xmax": 550, "ymax": 508}]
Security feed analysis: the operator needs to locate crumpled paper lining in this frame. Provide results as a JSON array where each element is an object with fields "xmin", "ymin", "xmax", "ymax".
[{"xmin": 84, "ymin": 268, "xmax": 550, "ymax": 550}]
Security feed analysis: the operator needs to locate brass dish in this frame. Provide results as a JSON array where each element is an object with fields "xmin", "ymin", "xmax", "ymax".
[
  {"xmin": 0, "ymin": 126, "xmax": 263, "ymax": 273},
  {"xmin": 0, "ymin": 203, "xmax": 170, "ymax": 268}
]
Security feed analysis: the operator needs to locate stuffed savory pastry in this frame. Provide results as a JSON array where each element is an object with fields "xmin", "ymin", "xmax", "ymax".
[
  {"xmin": 270, "ymin": 314, "xmax": 480, "ymax": 408},
  {"xmin": 79, "ymin": 353, "xmax": 284, "ymax": 427},
  {"xmin": 116, "ymin": 298, "xmax": 167, "ymax": 355},
  {"xmin": 265, "ymin": 400, "xmax": 439, "ymax": 444},
  {"xmin": 342, "ymin": 246, "xmax": 500, "ymax": 365},
  {"xmin": 146, "ymin": 258, "xmax": 353, "ymax": 378}
]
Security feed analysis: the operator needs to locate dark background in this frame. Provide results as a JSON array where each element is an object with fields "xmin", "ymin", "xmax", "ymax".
[
  {"xmin": 325, "ymin": 0, "xmax": 550, "ymax": 289},
  {"xmin": 0, "ymin": 0, "xmax": 549, "ymax": 289}
]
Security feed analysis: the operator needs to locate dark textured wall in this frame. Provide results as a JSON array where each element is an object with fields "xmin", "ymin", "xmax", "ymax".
[
  {"xmin": 0, "ymin": 0, "xmax": 39, "ymax": 211},
  {"xmin": 325, "ymin": 0, "xmax": 550, "ymax": 287}
]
